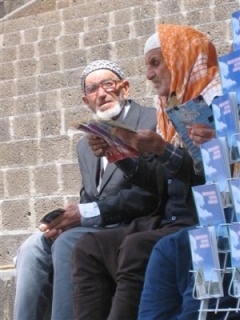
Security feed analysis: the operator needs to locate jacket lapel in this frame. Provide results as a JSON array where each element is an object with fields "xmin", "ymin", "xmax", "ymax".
[
  {"xmin": 85, "ymin": 146, "xmax": 101, "ymax": 193},
  {"xmin": 98, "ymin": 162, "xmax": 117, "ymax": 192},
  {"xmin": 121, "ymin": 100, "xmax": 141, "ymax": 130},
  {"xmin": 98, "ymin": 101, "xmax": 139, "ymax": 193}
]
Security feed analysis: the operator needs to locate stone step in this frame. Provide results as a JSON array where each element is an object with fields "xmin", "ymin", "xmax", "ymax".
[
  {"xmin": 0, "ymin": 268, "xmax": 15, "ymax": 320},
  {"xmin": 0, "ymin": 267, "xmax": 51, "ymax": 320}
]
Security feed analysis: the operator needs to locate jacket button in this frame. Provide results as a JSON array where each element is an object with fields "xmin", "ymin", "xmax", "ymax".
[{"xmin": 171, "ymin": 216, "xmax": 176, "ymax": 221}]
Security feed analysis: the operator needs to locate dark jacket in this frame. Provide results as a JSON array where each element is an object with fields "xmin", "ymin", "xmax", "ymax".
[
  {"xmin": 128, "ymin": 154, "xmax": 204, "ymax": 225},
  {"xmin": 116, "ymin": 144, "xmax": 205, "ymax": 226},
  {"xmin": 77, "ymin": 100, "xmax": 159, "ymax": 226}
]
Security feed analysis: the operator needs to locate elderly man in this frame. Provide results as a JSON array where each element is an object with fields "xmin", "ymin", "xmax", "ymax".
[
  {"xmin": 71, "ymin": 24, "xmax": 223, "ymax": 320},
  {"xmin": 13, "ymin": 60, "xmax": 158, "ymax": 320}
]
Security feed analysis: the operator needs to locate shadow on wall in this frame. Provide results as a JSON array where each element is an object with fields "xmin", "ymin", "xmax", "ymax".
[
  {"xmin": 1, "ymin": 0, "xmax": 28, "ymax": 17},
  {"xmin": 0, "ymin": 0, "xmax": 54, "ymax": 19}
]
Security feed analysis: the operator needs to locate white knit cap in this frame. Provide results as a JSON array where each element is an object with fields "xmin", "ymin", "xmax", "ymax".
[
  {"xmin": 80, "ymin": 60, "xmax": 125, "ymax": 91},
  {"xmin": 144, "ymin": 32, "xmax": 160, "ymax": 55}
]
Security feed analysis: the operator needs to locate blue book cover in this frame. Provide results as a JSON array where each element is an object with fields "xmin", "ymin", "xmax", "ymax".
[
  {"xmin": 200, "ymin": 137, "xmax": 231, "ymax": 193},
  {"xmin": 166, "ymin": 96, "xmax": 214, "ymax": 165},
  {"xmin": 228, "ymin": 223, "xmax": 240, "ymax": 270},
  {"xmin": 212, "ymin": 92, "xmax": 239, "ymax": 147},
  {"xmin": 232, "ymin": 10, "xmax": 240, "ymax": 51},
  {"xmin": 192, "ymin": 183, "xmax": 229, "ymax": 251},
  {"xmin": 189, "ymin": 226, "xmax": 223, "ymax": 298},
  {"xmin": 228, "ymin": 178, "xmax": 240, "ymax": 223},
  {"xmin": 231, "ymin": 133, "xmax": 240, "ymax": 162},
  {"xmin": 228, "ymin": 223, "xmax": 240, "ymax": 296},
  {"xmin": 192, "ymin": 183, "xmax": 226, "ymax": 228},
  {"xmin": 218, "ymin": 50, "xmax": 240, "ymax": 104}
]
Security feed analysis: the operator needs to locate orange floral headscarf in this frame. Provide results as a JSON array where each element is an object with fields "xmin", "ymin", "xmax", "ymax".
[{"xmin": 156, "ymin": 24, "xmax": 222, "ymax": 143}]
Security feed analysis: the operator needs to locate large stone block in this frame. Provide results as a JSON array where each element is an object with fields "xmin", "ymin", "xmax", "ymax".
[
  {"xmin": 0, "ymin": 80, "xmax": 15, "ymax": 99},
  {"xmin": 12, "ymin": 114, "xmax": 38, "ymax": 140},
  {"xmin": 0, "ymin": 61, "xmax": 15, "ymax": 81},
  {"xmin": 2, "ymin": 200, "xmax": 33, "ymax": 231},
  {"xmin": 0, "ymin": 234, "xmax": 30, "ymax": 265},
  {"xmin": 0, "ymin": 46, "xmax": 17, "ymax": 64},
  {"xmin": 0, "ymin": 140, "xmax": 39, "ymax": 167},
  {"xmin": 61, "ymin": 163, "xmax": 81, "ymax": 195},
  {"xmin": 34, "ymin": 165, "xmax": 59, "ymax": 196},
  {"xmin": 16, "ymin": 58, "xmax": 38, "ymax": 78},
  {"xmin": 17, "ymin": 76, "xmax": 37, "ymax": 95},
  {"xmin": 2, "ymin": 31, "xmax": 21, "ymax": 47},
  {"xmin": 39, "ymin": 136, "xmax": 74, "ymax": 164},
  {"xmin": 5, "ymin": 168, "xmax": 31, "ymax": 198},
  {"xmin": 0, "ymin": 118, "xmax": 11, "ymax": 142},
  {"xmin": 38, "ymin": 39, "xmax": 58, "ymax": 56}
]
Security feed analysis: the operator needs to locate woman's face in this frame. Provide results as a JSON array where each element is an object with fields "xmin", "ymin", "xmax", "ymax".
[{"xmin": 145, "ymin": 48, "xmax": 172, "ymax": 98}]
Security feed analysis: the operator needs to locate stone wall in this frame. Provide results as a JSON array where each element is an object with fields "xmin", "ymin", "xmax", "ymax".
[{"xmin": 0, "ymin": 0, "xmax": 239, "ymax": 318}]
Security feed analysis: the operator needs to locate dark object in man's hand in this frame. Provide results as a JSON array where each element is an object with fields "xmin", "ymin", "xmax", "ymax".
[{"xmin": 39, "ymin": 208, "xmax": 65, "ymax": 224}]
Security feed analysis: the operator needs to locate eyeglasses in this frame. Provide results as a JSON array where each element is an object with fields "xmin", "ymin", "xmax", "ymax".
[{"xmin": 84, "ymin": 79, "xmax": 122, "ymax": 96}]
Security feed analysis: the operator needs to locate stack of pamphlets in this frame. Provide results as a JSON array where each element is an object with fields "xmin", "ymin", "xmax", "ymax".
[{"xmin": 189, "ymin": 226, "xmax": 224, "ymax": 299}]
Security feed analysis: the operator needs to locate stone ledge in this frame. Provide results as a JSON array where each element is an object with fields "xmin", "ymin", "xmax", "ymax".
[
  {"xmin": 0, "ymin": 268, "xmax": 15, "ymax": 320},
  {"xmin": 0, "ymin": 268, "xmax": 51, "ymax": 320},
  {"xmin": 0, "ymin": 267, "xmax": 15, "ymax": 280}
]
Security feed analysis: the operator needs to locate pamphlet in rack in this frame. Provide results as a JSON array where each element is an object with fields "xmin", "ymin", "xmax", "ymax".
[
  {"xmin": 231, "ymin": 9, "xmax": 240, "ymax": 51},
  {"xmin": 218, "ymin": 50, "xmax": 240, "ymax": 105},
  {"xmin": 200, "ymin": 137, "xmax": 231, "ymax": 195},
  {"xmin": 228, "ymin": 223, "xmax": 240, "ymax": 297},
  {"xmin": 192, "ymin": 183, "xmax": 229, "ymax": 251},
  {"xmin": 189, "ymin": 226, "xmax": 224, "ymax": 299},
  {"xmin": 212, "ymin": 92, "xmax": 239, "ymax": 148}
]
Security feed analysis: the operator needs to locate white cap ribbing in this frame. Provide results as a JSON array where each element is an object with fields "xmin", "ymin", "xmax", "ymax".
[{"xmin": 144, "ymin": 32, "xmax": 160, "ymax": 55}]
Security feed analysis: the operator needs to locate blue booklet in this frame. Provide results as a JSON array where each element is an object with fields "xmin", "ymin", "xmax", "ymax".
[
  {"xmin": 230, "ymin": 133, "xmax": 240, "ymax": 162},
  {"xmin": 166, "ymin": 96, "xmax": 214, "ymax": 165},
  {"xmin": 218, "ymin": 50, "xmax": 240, "ymax": 104},
  {"xmin": 192, "ymin": 183, "xmax": 229, "ymax": 251},
  {"xmin": 228, "ymin": 223, "xmax": 240, "ymax": 296},
  {"xmin": 192, "ymin": 183, "xmax": 226, "ymax": 228},
  {"xmin": 189, "ymin": 226, "xmax": 223, "ymax": 299},
  {"xmin": 231, "ymin": 10, "xmax": 240, "ymax": 51},
  {"xmin": 228, "ymin": 178, "xmax": 240, "ymax": 223},
  {"xmin": 200, "ymin": 137, "xmax": 231, "ymax": 194},
  {"xmin": 212, "ymin": 92, "xmax": 239, "ymax": 147},
  {"xmin": 228, "ymin": 223, "xmax": 240, "ymax": 271}
]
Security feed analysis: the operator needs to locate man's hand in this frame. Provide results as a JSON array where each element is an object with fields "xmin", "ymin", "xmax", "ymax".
[
  {"xmin": 188, "ymin": 124, "xmax": 215, "ymax": 147},
  {"xmin": 111, "ymin": 128, "xmax": 167, "ymax": 156},
  {"xmin": 87, "ymin": 134, "xmax": 110, "ymax": 157},
  {"xmin": 39, "ymin": 203, "xmax": 81, "ymax": 239}
]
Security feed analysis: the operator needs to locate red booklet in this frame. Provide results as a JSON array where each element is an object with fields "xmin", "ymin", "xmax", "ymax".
[{"xmin": 72, "ymin": 119, "xmax": 139, "ymax": 163}]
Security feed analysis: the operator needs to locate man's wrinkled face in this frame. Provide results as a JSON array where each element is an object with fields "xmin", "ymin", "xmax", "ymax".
[
  {"xmin": 82, "ymin": 70, "xmax": 130, "ymax": 120},
  {"xmin": 145, "ymin": 48, "xmax": 171, "ymax": 98}
]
